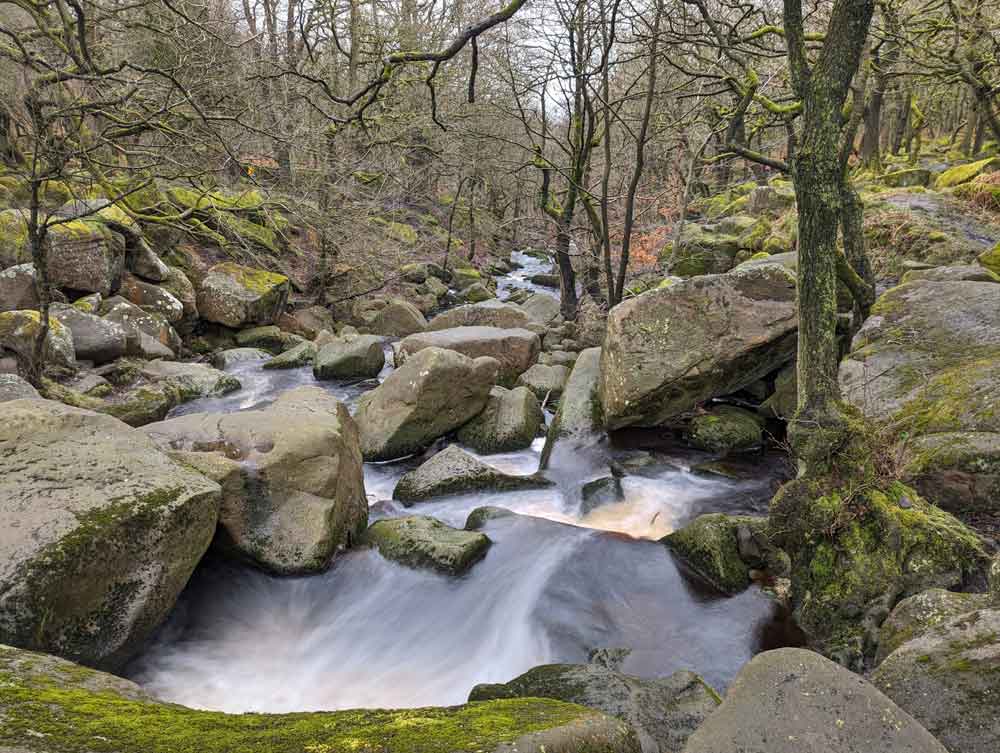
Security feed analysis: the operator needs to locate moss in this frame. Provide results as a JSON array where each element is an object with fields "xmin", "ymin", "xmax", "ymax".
[
  {"xmin": 213, "ymin": 262, "xmax": 288, "ymax": 294},
  {"xmin": 371, "ymin": 217, "xmax": 419, "ymax": 244},
  {"xmin": 935, "ymin": 157, "xmax": 998, "ymax": 188},
  {"xmin": 664, "ymin": 513, "xmax": 768, "ymax": 594},
  {"xmin": 978, "ymin": 242, "xmax": 1000, "ymax": 274}
]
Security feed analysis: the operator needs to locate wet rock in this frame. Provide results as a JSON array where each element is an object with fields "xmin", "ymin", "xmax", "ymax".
[
  {"xmin": 0, "ymin": 263, "xmax": 38, "ymax": 311},
  {"xmin": 211, "ymin": 347, "xmax": 270, "ymax": 369},
  {"xmin": 470, "ymin": 661, "xmax": 719, "ymax": 753},
  {"xmin": 354, "ymin": 347, "xmax": 498, "ymax": 460},
  {"xmin": 313, "ymin": 334, "xmax": 384, "ymax": 379},
  {"xmin": 146, "ymin": 387, "xmax": 367, "ymax": 575},
  {"xmin": 663, "ymin": 514, "xmax": 768, "ymax": 594},
  {"xmin": 521, "ymin": 293, "xmax": 562, "ymax": 325},
  {"xmin": 234, "ymin": 324, "xmax": 301, "ymax": 354},
  {"xmin": 530, "ymin": 272, "xmax": 560, "ymax": 288},
  {"xmin": 0, "ymin": 373, "xmax": 39, "ymax": 401},
  {"xmin": 0, "ymin": 399, "xmax": 220, "ymax": 670},
  {"xmin": 580, "ymin": 476, "xmax": 624, "ymax": 515},
  {"xmin": 457, "ymin": 385, "xmax": 544, "ymax": 454},
  {"xmin": 600, "ymin": 265, "xmax": 797, "ymax": 429},
  {"xmin": 137, "ymin": 360, "xmax": 240, "ymax": 399},
  {"xmin": 0, "ymin": 310, "xmax": 75, "ymax": 369},
  {"xmin": 540, "ymin": 347, "xmax": 604, "ymax": 469},
  {"xmin": 464, "ymin": 505, "xmax": 517, "ymax": 530},
  {"xmin": 873, "ymin": 607, "xmax": 1000, "ymax": 753},
  {"xmin": 684, "ymin": 648, "xmax": 947, "ymax": 753},
  {"xmin": 875, "ymin": 588, "xmax": 990, "ymax": 665},
  {"xmin": 197, "ymin": 262, "xmax": 289, "ymax": 328},
  {"xmin": 51, "ymin": 303, "xmax": 127, "ymax": 364},
  {"xmin": 263, "ymin": 339, "xmax": 317, "ymax": 369},
  {"xmin": 393, "ymin": 445, "xmax": 551, "ymax": 503},
  {"xmin": 119, "ymin": 273, "xmax": 184, "ymax": 323},
  {"xmin": 517, "ymin": 363, "xmax": 570, "ymax": 402},
  {"xmin": 397, "ymin": 326, "xmax": 540, "ymax": 386},
  {"xmin": 364, "ymin": 515, "xmax": 491, "ymax": 575},
  {"xmin": 429, "ymin": 299, "xmax": 532, "ymax": 331},
  {"xmin": 368, "ymin": 298, "xmax": 427, "ymax": 337},
  {"xmin": 686, "ymin": 406, "xmax": 763, "ymax": 453}
]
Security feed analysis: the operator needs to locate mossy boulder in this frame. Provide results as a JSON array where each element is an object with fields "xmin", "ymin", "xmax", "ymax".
[
  {"xmin": 364, "ymin": 515, "xmax": 492, "ymax": 575},
  {"xmin": 137, "ymin": 360, "xmax": 240, "ymax": 400},
  {"xmin": 457, "ymin": 385, "xmax": 544, "ymax": 454},
  {"xmin": 540, "ymin": 347, "xmax": 604, "ymax": 469},
  {"xmin": 873, "ymin": 607, "xmax": 1000, "ymax": 753},
  {"xmin": 262, "ymin": 339, "xmax": 317, "ymax": 369},
  {"xmin": 0, "ymin": 399, "xmax": 220, "ymax": 670},
  {"xmin": 600, "ymin": 265, "xmax": 797, "ymax": 429},
  {"xmin": 663, "ymin": 514, "xmax": 769, "ymax": 594},
  {"xmin": 430, "ymin": 300, "xmax": 531, "ymax": 331},
  {"xmin": 687, "ymin": 405, "xmax": 764, "ymax": 453},
  {"xmin": 462, "ymin": 282, "xmax": 495, "ymax": 303},
  {"xmin": 354, "ymin": 347, "xmax": 498, "ymax": 461},
  {"xmin": 901, "ymin": 263, "xmax": 1000, "ymax": 283},
  {"xmin": 977, "ymin": 240, "xmax": 1000, "ymax": 275},
  {"xmin": 197, "ymin": 262, "xmax": 289, "ymax": 328},
  {"xmin": 882, "ymin": 167, "xmax": 932, "ymax": 188},
  {"xmin": 0, "ymin": 644, "xmax": 638, "ymax": 753},
  {"xmin": 0, "ymin": 263, "xmax": 39, "ymax": 311},
  {"xmin": 118, "ymin": 273, "xmax": 184, "ymax": 323},
  {"xmin": 935, "ymin": 156, "xmax": 998, "ymax": 188},
  {"xmin": 146, "ymin": 387, "xmax": 367, "ymax": 575},
  {"xmin": 126, "ymin": 238, "xmax": 170, "ymax": 282},
  {"xmin": 397, "ymin": 326, "xmax": 540, "ymax": 387},
  {"xmin": 664, "ymin": 223, "xmax": 740, "ymax": 277},
  {"xmin": 393, "ymin": 445, "xmax": 552, "ymax": 503},
  {"xmin": 875, "ymin": 588, "xmax": 990, "ymax": 665},
  {"xmin": 313, "ymin": 334, "xmax": 384, "ymax": 379},
  {"xmin": 46, "ymin": 220, "xmax": 125, "ymax": 296},
  {"xmin": 469, "ymin": 660, "xmax": 719, "ymax": 753},
  {"xmin": 234, "ymin": 324, "xmax": 301, "ymax": 354},
  {"xmin": 745, "ymin": 185, "xmax": 796, "ymax": 217},
  {"xmin": 759, "ymin": 363, "xmax": 797, "ymax": 420},
  {"xmin": 0, "ymin": 310, "xmax": 76, "ymax": 369},
  {"xmin": 516, "ymin": 362, "xmax": 570, "ymax": 402},
  {"xmin": 451, "ymin": 265, "xmax": 483, "ymax": 290}
]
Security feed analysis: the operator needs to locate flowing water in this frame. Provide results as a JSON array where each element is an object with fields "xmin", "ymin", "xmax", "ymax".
[
  {"xmin": 126, "ymin": 265, "xmax": 797, "ymax": 713},
  {"xmin": 496, "ymin": 250, "xmax": 560, "ymax": 299}
]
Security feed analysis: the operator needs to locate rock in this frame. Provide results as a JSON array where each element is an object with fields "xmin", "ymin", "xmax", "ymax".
[
  {"xmin": 461, "ymin": 282, "xmax": 494, "ymax": 303},
  {"xmin": 313, "ymin": 334, "xmax": 385, "ymax": 379},
  {"xmin": 457, "ymin": 385, "xmax": 544, "ymax": 453},
  {"xmin": 263, "ymin": 339, "xmax": 317, "ymax": 369},
  {"xmin": 145, "ymin": 387, "xmax": 367, "ymax": 574},
  {"xmin": 530, "ymin": 272, "xmax": 560, "ymax": 288},
  {"xmin": 580, "ymin": 476, "xmax": 624, "ymax": 515},
  {"xmin": 873, "ymin": 607, "xmax": 1000, "ymax": 753},
  {"xmin": 465, "ymin": 505, "xmax": 518, "ymax": 529},
  {"xmin": 234, "ymin": 324, "xmax": 301, "ymax": 354},
  {"xmin": 159, "ymin": 266, "xmax": 198, "ymax": 322},
  {"xmin": 429, "ymin": 299, "xmax": 532, "ymax": 331},
  {"xmin": 0, "ymin": 373, "xmax": 39, "ymax": 401},
  {"xmin": 901, "ymin": 264, "xmax": 1000, "ymax": 283},
  {"xmin": 450, "ymin": 266, "xmax": 483, "ymax": 290},
  {"xmin": 369, "ymin": 298, "xmax": 427, "ymax": 337},
  {"xmin": 126, "ymin": 238, "xmax": 170, "ymax": 281},
  {"xmin": 118, "ymin": 273, "xmax": 184, "ymax": 323},
  {"xmin": 0, "ymin": 399, "xmax": 220, "ymax": 670},
  {"xmin": 935, "ymin": 155, "xmax": 998, "ymax": 188},
  {"xmin": 72, "ymin": 292, "xmax": 101, "ymax": 314},
  {"xmin": 211, "ymin": 347, "xmax": 269, "ymax": 369},
  {"xmin": 364, "ymin": 515, "xmax": 492, "ymax": 575},
  {"xmin": 687, "ymin": 406, "xmax": 763, "ymax": 453},
  {"xmin": 137, "ymin": 360, "xmax": 240, "ymax": 399},
  {"xmin": 277, "ymin": 305, "xmax": 335, "ymax": 339},
  {"xmin": 197, "ymin": 262, "xmax": 290, "ymax": 328},
  {"xmin": 601, "ymin": 265, "xmax": 797, "ymax": 429},
  {"xmin": 882, "ymin": 167, "xmax": 932, "ymax": 187},
  {"xmin": 102, "ymin": 299, "xmax": 180, "ymax": 356},
  {"xmin": 521, "ymin": 293, "xmax": 562, "ymax": 325},
  {"xmin": 665, "ymin": 223, "xmax": 740, "ymax": 277},
  {"xmin": 683, "ymin": 648, "xmax": 947, "ymax": 753},
  {"xmin": 840, "ymin": 281, "xmax": 1000, "ymax": 513},
  {"xmin": 355, "ymin": 348, "xmax": 498, "ymax": 461},
  {"xmin": 397, "ymin": 326, "xmax": 540, "ymax": 386},
  {"xmin": 540, "ymin": 347, "xmax": 604, "ymax": 469},
  {"xmin": 47, "ymin": 220, "xmax": 125, "ymax": 295},
  {"xmin": 759, "ymin": 363, "xmax": 796, "ymax": 420},
  {"xmin": 540, "ymin": 350, "xmax": 578, "ymax": 367},
  {"xmin": 0, "ymin": 310, "xmax": 75, "ymax": 369},
  {"xmin": 0, "ymin": 644, "xmax": 638, "ymax": 753},
  {"xmin": 663, "ymin": 514, "xmax": 767, "ymax": 594},
  {"xmin": 470, "ymin": 662, "xmax": 719, "ymax": 753},
  {"xmin": 393, "ymin": 445, "xmax": 552, "ymax": 503},
  {"xmin": 0, "ymin": 263, "xmax": 38, "ymax": 311},
  {"xmin": 875, "ymin": 588, "xmax": 991, "ymax": 665},
  {"xmin": 516, "ymin": 363, "xmax": 570, "ymax": 402},
  {"xmin": 746, "ymin": 184, "xmax": 796, "ymax": 216},
  {"xmin": 420, "ymin": 275, "xmax": 449, "ymax": 299},
  {"xmin": 51, "ymin": 303, "xmax": 126, "ymax": 364}
]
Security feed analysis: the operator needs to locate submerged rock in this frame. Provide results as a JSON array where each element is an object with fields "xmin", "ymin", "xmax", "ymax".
[
  {"xmin": 540, "ymin": 347, "xmax": 605, "ymax": 469},
  {"xmin": 470, "ymin": 661, "xmax": 719, "ymax": 753},
  {"xmin": 0, "ymin": 399, "xmax": 220, "ymax": 670},
  {"xmin": 683, "ymin": 648, "xmax": 947, "ymax": 753},
  {"xmin": 364, "ymin": 515, "xmax": 492, "ymax": 575},
  {"xmin": 457, "ymin": 385, "xmax": 544, "ymax": 454},
  {"xmin": 663, "ymin": 514, "xmax": 769, "ymax": 594},
  {"xmin": 580, "ymin": 476, "xmax": 625, "ymax": 515},
  {"xmin": 393, "ymin": 445, "xmax": 551, "ymax": 503},
  {"xmin": 396, "ymin": 326, "xmax": 540, "ymax": 386}
]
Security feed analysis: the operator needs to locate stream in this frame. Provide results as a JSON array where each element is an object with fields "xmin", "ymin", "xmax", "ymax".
[{"xmin": 125, "ymin": 260, "xmax": 798, "ymax": 714}]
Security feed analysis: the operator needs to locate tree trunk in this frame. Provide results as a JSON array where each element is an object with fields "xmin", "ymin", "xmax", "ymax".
[
  {"xmin": 890, "ymin": 91, "xmax": 910, "ymax": 154},
  {"xmin": 859, "ymin": 87, "xmax": 883, "ymax": 169},
  {"xmin": 554, "ymin": 220, "xmax": 578, "ymax": 320}
]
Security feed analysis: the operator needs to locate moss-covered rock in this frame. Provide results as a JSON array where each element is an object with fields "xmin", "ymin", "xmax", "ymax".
[
  {"xmin": 451, "ymin": 265, "xmax": 483, "ymax": 290},
  {"xmin": 935, "ymin": 156, "xmax": 999, "ymax": 188},
  {"xmin": 687, "ymin": 405, "xmax": 764, "ymax": 453},
  {"xmin": 882, "ymin": 167, "xmax": 932, "ymax": 188},
  {"xmin": 977, "ymin": 240, "xmax": 1000, "ymax": 274},
  {"xmin": 875, "ymin": 588, "xmax": 990, "ymax": 665},
  {"xmin": 233, "ymin": 324, "xmax": 300, "ymax": 354},
  {"xmin": 0, "ymin": 309, "xmax": 76, "ymax": 369},
  {"xmin": 119, "ymin": 273, "xmax": 184, "ymax": 323},
  {"xmin": 393, "ymin": 445, "xmax": 551, "ymax": 503},
  {"xmin": 901, "ymin": 263, "xmax": 1000, "ymax": 283},
  {"xmin": 197, "ymin": 262, "xmax": 289, "ymax": 329},
  {"xmin": 457, "ymin": 385, "xmax": 544, "ymax": 454},
  {"xmin": 664, "ymin": 223, "xmax": 740, "ymax": 277},
  {"xmin": 262, "ymin": 339, "xmax": 317, "ymax": 369},
  {"xmin": 364, "ymin": 515, "xmax": 492, "ymax": 575},
  {"xmin": 460, "ymin": 282, "xmax": 495, "ymax": 303},
  {"xmin": 313, "ymin": 334, "xmax": 385, "ymax": 379},
  {"xmin": 663, "ymin": 514, "xmax": 770, "ymax": 594},
  {"xmin": 47, "ymin": 220, "xmax": 125, "ymax": 296}
]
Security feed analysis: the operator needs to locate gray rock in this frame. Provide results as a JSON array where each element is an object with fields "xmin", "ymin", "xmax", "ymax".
[
  {"xmin": 393, "ymin": 445, "xmax": 552, "ymax": 503},
  {"xmin": 0, "ymin": 373, "xmax": 39, "ymax": 402},
  {"xmin": 0, "ymin": 399, "xmax": 220, "ymax": 670},
  {"xmin": 429, "ymin": 299, "xmax": 532, "ymax": 331},
  {"xmin": 875, "ymin": 588, "xmax": 990, "ymax": 665},
  {"xmin": 127, "ymin": 238, "xmax": 170, "ymax": 281},
  {"xmin": 457, "ymin": 386, "xmax": 544, "ymax": 453},
  {"xmin": 364, "ymin": 515, "xmax": 491, "ymax": 575},
  {"xmin": 47, "ymin": 221, "xmax": 125, "ymax": 295},
  {"xmin": 540, "ymin": 347, "xmax": 604, "ymax": 469},
  {"xmin": 0, "ymin": 309, "xmax": 76, "ymax": 369},
  {"xmin": 234, "ymin": 324, "xmax": 300, "ymax": 354},
  {"xmin": 517, "ymin": 363, "xmax": 570, "ymax": 402},
  {"xmin": 102, "ymin": 299, "xmax": 181, "ymax": 356},
  {"xmin": 580, "ymin": 476, "xmax": 624, "ymax": 515},
  {"xmin": 0, "ymin": 263, "xmax": 38, "ymax": 311},
  {"xmin": 211, "ymin": 347, "xmax": 270, "ymax": 369},
  {"xmin": 521, "ymin": 293, "xmax": 562, "ymax": 325},
  {"xmin": 263, "ymin": 339, "xmax": 317, "ymax": 369},
  {"xmin": 313, "ymin": 334, "xmax": 384, "ymax": 379},
  {"xmin": 397, "ymin": 326, "xmax": 540, "ymax": 386},
  {"xmin": 119, "ymin": 273, "xmax": 184, "ymax": 323},
  {"xmin": 465, "ymin": 505, "xmax": 517, "ymax": 530},
  {"xmin": 470, "ymin": 661, "xmax": 719, "ymax": 753},
  {"xmin": 278, "ymin": 305, "xmax": 335, "ymax": 339},
  {"xmin": 368, "ymin": 298, "xmax": 427, "ymax": 337},
  {"xmin": 138, "ymin": 360, "xmax": 241, "ymax": 399},
  {"xmin": 197, "ymin": 262, "xmax": 290, "ymax": 328},
  {"xmin": 663, "ymin": 514, "xmax": 767, "ymax": 594},
  {"xmin": 51, "ymin": 303, "xmax": 127, "ymax": 364},
  {"xmin": 901, "ymin": 264, "xmax": 1000, "ymax": 283},
  {"xmin": 683, "ymin": 648, "xmax": 947, "ymax": 753}
]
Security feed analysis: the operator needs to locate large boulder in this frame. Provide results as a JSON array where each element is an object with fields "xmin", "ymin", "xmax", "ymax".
[
  {"xmin": 51, "ymin": 303, "xmax": 127, "ymax": 364},
  {"xmin": 457, "ymin": 386, "xmax": 544, "ymax": 453},
  {"xmin": 102, "ymin": 298, "xmax": 181, "ymax": 357},
  {"xmin": 840, "ymin": 280, "xmax": 1000, "ymax": 513},
  {"xmin": 521, "ymin": 293, "xmax": 562, "ymax": 325},
  {"xmin": 368, "ymin": 298, "xmax": 427, "ymax": 337},
  {"xmin": 663, "ymin": 514, "xmax": 770, "ymax": 595},
  {"xmin": 0, "ymin": 374, "xmax": 39, "ymax": 401},
  {"xmin": 686, "ymin": 406, "xmax": 763, "ymax": 453},
  {"xmin": 397, "ymin": 326, "xmax": 540, "ymax": 386},
  {"xmin": 126, "ymin": 238, "xmax": 170, "ymax": 281},
  {"xmin": 429, "ymin": 299, "xmax": 532, "ymax": 331},
  {"xmin": 516, "ymin": 363, "xmax": 570, "ymax": 402},
  {"xmin": 540, "ymin": 347, "xmax": 604, "ymax": 469},
  {"xmin": 355, "ymin": 347, "xmax": 498, "ymax": 460},
  {"xmin": 197, "ymin": 262, "xmax": 289, "ymax": 328},
  {"xmin": 470, "ymin": 660, "xmax": 719, "ymax": 753},
  {"xmin": 600, "ymin": 265, "xmax": 797, "ymax": 429},
  {"xmin": 278, "ymin": 305, "xmax": 335, "ymax": 339},
  {"xmin": 665, "ymin": 223, "xmax": 740, "ymax": 277},
  {"xmin": 0, "ymin": 310, "xmax": 75, "ymax": 369},
  {"xmin": 393, "ymin": 445, "xmax": 552, "ymax": 503},
  {"xmin": 873, "ymin": 607, "xmax": 1000, "ymax": 753},
  {"xmin": 0, "ymin": 399, "xmax": 220, "ymax": 670},
  {"xmin": 683, "ymin": 648, "xmax": 947, "ymax": 753},
  {"xmin": 46, "ymin": 220, "xmax": 125, "ymax": 295},
  {"xmin": 119, "ymin": 273, "xmax": 184, "ymax": 323},
  {"xmin": 313, "ymin": 334, "xmax": 385, "ymax": 379},
  {"xmin": 145, "ymin": 387, "xmax": 367, "ymax": 575},
  {"xmin": 875, "ymin": 588, "xmax": 991, "ymax": 665},
  {"xmin": 364, "ymin": 515, "xmax": 492, "ymax": 575},
  {"xmin": 0, "ymin": 643, "xmax": 639, "ymax": 753},
  {"xmin": 137, "ymin": 360, "xmax": 240, "ymax": 399},
  {"xmin": 0, "ymin": 263, "xmax": 38, "ymax": 311}
]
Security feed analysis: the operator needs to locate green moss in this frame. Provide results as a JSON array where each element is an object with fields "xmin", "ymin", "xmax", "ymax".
[
  {"xmin": 213, "ymin": 262, "xmax": 288, "ymax": 294},
  {"xmin": 371, "ymin": 217, "xmax": 419, "ymax": 245},
  {"xmin": 936, "ymin": 157, "xmax": 998, "ymax": 188}
]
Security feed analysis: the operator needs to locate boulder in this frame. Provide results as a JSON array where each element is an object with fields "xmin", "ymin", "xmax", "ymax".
[
  {"xmin": 197, "ymin": 262, "xmax": 290, "ymax": 328},
  {"xmin": 137, "ymin": 360, "xmax": 240, "ymax": 399},
  {"xmin": 457, "ymin": 385, "xmax": 544, "ymax": 453},
  {"xmin": 393, "ymin": 445, "xmax": 552, "ymax": 503},
  {"xmin": 397, "ymin": 326, "xmax": 540, "ymax": 386},
  {"xmin": 935, "ymin": 155, "xmax": 998, "ymax": 188},
  {"xmin": 211, "ymin": 347, "xmax": 270, "ymax": 369},
  {"xmin": 277, "ymin": 305, "xmax": 335, "ymax": 339},
  {"xmin": 0, "ymin": 399, "xmax": 220, "ymax": 670},
  {"xmin": 364, "ymin": 515, "xmax": 491, "ymax": 575},
  {"xmin": 683, "ymin": 648, "xmax": 947, "ymax": 753},
  {"xmin": 686, "ymin": 406, "xmax": 763, "ymax": 453},
  {"xmin": 0, "ymin": 263, "xmax": 38, "ymax": 311},
  {"xmin": 745, "ymin": 184, "xmax": 795, "ymax": 216},
  {"xmin": 429, "ymin": 299, "xmax": 532, "ymax": 331},
  {"xmin": 875, "ymin": 588, "xmax": 991, "ymax": 665},
  {"xmin": 873, "ymin": 607, "xmax": 1000, "ymax": 753},
  {"xmin": 369, "ymin": 298, "xmax": 427, "ymax": 337},
  {"xmin": 516, "ymin": 363, "xmax": 570, "ymax": 402},
  {"xmin": 521, "ymin": 293, "xmax": 562, "ymax": 325},
  {"xmin": 72, "ymin": 292, "xmax": 101, "ymax": 313},
  {"xmin": 47, "ymin": 220, "xmax": 125, "ymax": 295},
  {"xmin": 580, "ymin": 476, "xmax": 625, "ymax": 514},
  {"xmin": 540, "ymin": 347, "xmax": 604, "ymax": 469},
  {"xmin": 759, "ymin": 363, "xmax": 796, "ymax": 420},
  {"xmin": 102, "ymin": 299, "xmax": 181, "ymax": 356},
  {"xmin": 461, "ymin": 282, "xmax": 494, "ymax": 303},
  {"xmin": 126, "ymin": 238, "xmax": 170, "ymax": 281},
  {"xmin": 600, "ymin": 265, "xmax": 797, "ymax": 430},
  {"xmin": 665, "ymin": 223, "xmax": 740, "ymax": 277},
  {"xmin": 470, "ymin": 661, "xmax": 719, "ymax": 753},
  {"xmin": 530, "ymin": 272, "xmax": 560, "ymax": 288},
  {"xmin": 263, "ymin": 339, "xmax": 316, "ymax": 369},
  {"xmin": 0, "ymin": 310, "xmax": 75, "ymax": 369},
  {"xmin": 51, "ymin": 303, "xmax": 127, "ymax": 365},
  {"xmin": 119, "ymin": 273, "xmax": 184, "ymax": 323},
  {"xmin": 234, "ymin": 324, "xmax": 300, "ymax": 354},
  {"xmin": 840, "ymin": 280, "xmax": 1000, "ymax": 513},
  {"xmin": 313, "ymin": 334, "xmax": 384, "ymax": 379},
  {"xmin": 663, "ymin": 514, "xmax": 768, "ymax": 594},
  {"xmin": 355, "ymin": 348, "xmax": 498, "ymax": 461},
  {"xmin": 881, "ymin": 167, "xmax": 932, "ymax": 187},
  {"xmin": 900, "ymin": 264, "xmax": 1000, "ymax": 283},
  {"xmin": 450, "ymin": 266, "xmax": 483, "ymax": 290},
  {"xmin": 0, "ymin": 374, "xmax": 39, "ymax": 401},
  {"xmin": 159, "ymin": 266, "xmax": 198, "ymax": 322}
]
